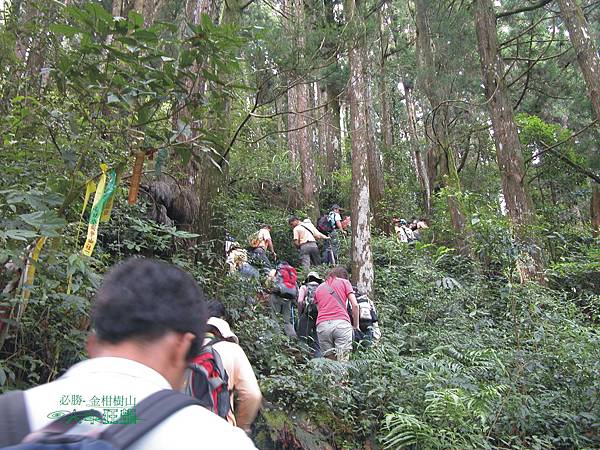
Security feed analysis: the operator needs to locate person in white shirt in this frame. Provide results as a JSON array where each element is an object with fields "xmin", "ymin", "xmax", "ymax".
[
  {"xmin": 0, "ymin": 258, "xmax": 256, "ymax": 449},
  {"xmin": 288, "ymin": 216, "xmax": 329, "ymax": 269}
]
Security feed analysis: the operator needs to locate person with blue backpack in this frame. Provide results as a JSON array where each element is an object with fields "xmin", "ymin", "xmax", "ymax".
[
  {"xmin": 318, "ymin": 205, "xmax": 346, "ymax": 265},
  {"xmin": 0, "ymin": 258, "xmax": 256, "ymax": 449}
]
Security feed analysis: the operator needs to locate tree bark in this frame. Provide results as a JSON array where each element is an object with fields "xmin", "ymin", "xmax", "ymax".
[
  {"xmin": 364, "ymin": 59, "xmax": 385, "ymax": 229},
  {"xmin": 378, "ymin": 10, "xmax": 393, "ymax": 150},
  {"xmin": 283, "ymin": 0, "xmax": 319, "ymax": 220},
  {"xmin": 591, "ymin": 182, "xmax": 600, "ymax": 236},
  {"xmin": 558, "ymin": 0, "xmax": 600, "ymax": 235},
  {"xmin": 325, "ymin": 82, "xmax": 342, "ymax": 174},
  {"xmin": 475, "ymin": 0, "xmax": 544, "ymax": 282},
  {"xmin": 346, "ymin": 0, "xmax": 374, "ymax": 296},
  {"xmin": 404, "ymin": 83, "xmax": 432, "ymax": 215}
]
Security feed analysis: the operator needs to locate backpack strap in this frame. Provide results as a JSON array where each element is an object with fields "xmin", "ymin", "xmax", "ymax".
[
  {"xmin": 101, "ymin": 389, "xmax": 201, "ymax": 449},
  {"xmin": 325, "ymin": 284, "xmax": 351, "ymax": 322},
  {"xmin": 0, "ymin": 390, "xmax": 30, "ymax": 447},
  {"xmin": 300, "ymin": 224, "xmax": 315, "ymax": 240}
]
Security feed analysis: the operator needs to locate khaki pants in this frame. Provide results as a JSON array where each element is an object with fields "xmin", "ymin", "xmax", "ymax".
[{"xmin": 316, "ymin": 319, "xmax": 353, "ymax": 362}]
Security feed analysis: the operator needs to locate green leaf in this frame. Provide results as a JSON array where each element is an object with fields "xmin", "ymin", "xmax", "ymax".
[
  {"xmin": 4, "ymin": 229, "xmax": 38, "ymax": 241},
  {"xmin": 49, "ymin": 24, "xmax": 82, "ymax": 37},
  {"xmin": 128, "ymin": 10, "xmax": 143, "ymax": 29}
]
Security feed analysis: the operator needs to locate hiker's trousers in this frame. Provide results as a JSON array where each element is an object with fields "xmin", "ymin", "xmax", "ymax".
[
  {"xmin": 298, "ymin": 241, "xmax": 320, "ymax": 269},
  {"xmin": 316, "ymin": 319, "xmax": 353, "ymax": 362}
]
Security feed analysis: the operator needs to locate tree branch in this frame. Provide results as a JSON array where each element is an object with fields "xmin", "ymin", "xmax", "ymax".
[{"xmin": 496, "ymin": 0, "xmax": 554, "ymax": 19}]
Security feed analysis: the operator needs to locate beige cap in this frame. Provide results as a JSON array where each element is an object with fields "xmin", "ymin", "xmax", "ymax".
[{"xmin": 207, "ymin": 317, "xmax": 239, "ymax": 344}]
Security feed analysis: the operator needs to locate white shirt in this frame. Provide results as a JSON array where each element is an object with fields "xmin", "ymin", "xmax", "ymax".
[{"xmin": 23, "ymin": 357, "xmax": 256, "ymax": 449}]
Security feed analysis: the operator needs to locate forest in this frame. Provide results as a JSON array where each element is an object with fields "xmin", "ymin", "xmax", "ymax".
[{"xmin": 0, "ymin": 0, "xmax": 599, "ymax": 448}]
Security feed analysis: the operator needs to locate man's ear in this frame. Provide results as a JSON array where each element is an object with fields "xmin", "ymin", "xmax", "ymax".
[
  {"xmin": 86, "ymin": 333, "xmax": 98, "ymax": 357},
  {"xmin": 177, "ymin": 332, "xmax": 196, "ymax": 363}
]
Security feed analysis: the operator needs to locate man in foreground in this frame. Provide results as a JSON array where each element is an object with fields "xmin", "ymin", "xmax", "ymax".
[{"xmin": 0, "ymin": 258, "xmax": 256, "ymax": 449}]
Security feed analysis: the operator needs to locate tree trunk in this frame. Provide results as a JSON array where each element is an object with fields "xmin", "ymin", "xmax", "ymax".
[
  {"xmin": 325, "ymin": 82, "xmax": 342, "ymax": 174},
  {"xmin": 285, "ymin": 0, "xmax": 318, "ymax": 220},
  {"xmin": 378, "ymin": 10, "xmax": 393, "ymax": 150},
  {"xmin": 346, "ymin": 0, "xmax": 374, "ymax": 296},
  {"xmin": 558, "ymin": 0, "xmax": 600, "ymax": 235},
  {"xmin": 287, "ymin": 81, "xmax": 299, "ymax": 165},
  {"xmin": 364, "ymin": 61, "xmax": 385, "ymax": 229},
  {"xmin": 404, "ymin": 83, "xmax": 432, "ymax": 215},
  {"xmin": 592, "ymin": 182, "xmax": 600, "ymax": 236},
  {"xmin": 475, "ymin": 0, "xmax": 544, "ymax": 282}
]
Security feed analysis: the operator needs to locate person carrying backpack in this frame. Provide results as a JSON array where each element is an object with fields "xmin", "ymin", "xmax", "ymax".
[
  {"xmin": 0, "ymin": 258, "xmax": 255, "ymax": 450},
  {"xmin": 267, "ymin": 262, "xmax": 299, "ymax": 338},
  {"xmin": 248, "ymin": 224, "xmax": 276, "ymax": 269},
  {"xmin": 313, "ymin": 266, "xmax": 360, "ymax": 362},
  {"xmin": 184, "ymin": 317, "xmax": 261, "ymax": 434},
  {"xmin": 289, "ymin": 216, "xmax": 329, "ymax": 269},
  {"xmin": 319, "ymin": 205, "xmax": 346, "ymax": 265},
  {"xmin": 393, "ymin": 218, "xmax": 416, "ymax": 244},
  {"xmin": 352, "ymin": 285, "xmax": 382, "ymax": 347},
  {"xmin": 297, "ymin": 271, "xmax": 323, "ymax": 357}
]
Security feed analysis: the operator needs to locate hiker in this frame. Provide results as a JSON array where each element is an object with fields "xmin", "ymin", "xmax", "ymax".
[
  {"xmin": 297, "ymin": 271, "xmax": 323, "ymax": 357},
  {"xmin": 267, "ymin": 261, "xmax": 299, "ymax": 338},
  {"xmin": 393, "ymin": 217, "xmax": 415, "ymax": 244},
  {"xmin": 353, "ymin": 285, "xmax": 381, "ymax": 347},
  {"xmin": 0, "ymin": 258, "xmax": 255, "ymax": 449},
  {"xmin": 289, "ymin": 215, "xmax": 329, "ymax": 269},
  {"xmin": 248, "ymin": 224, "xmax": 276, "ymax": 269},
  {"xmin": 203, "ymin": 317, "xmax": 262, "ymax": 434},
  {"xmin": 226, "ymin": 243, "xmax": 260, "ymax": 280},
  {"xmin": 313, "ymin": 266, "xmax": 360, "ymax": 362},
  {"xmin": 320, "ymin": 205, "xmax": 346, "ymax": 265},
  {"xmin": 413, "ymin": 218, "xmax": 429, "ymax": 241}
]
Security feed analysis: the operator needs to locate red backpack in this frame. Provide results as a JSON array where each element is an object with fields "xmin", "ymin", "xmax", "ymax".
[
  {"xmin": 273, "ymin": 262, "xmax": 298, "ymax": 299},
  {"xmin": 182, "ymin": 338, "xmax": 231, "ymax": 420}
]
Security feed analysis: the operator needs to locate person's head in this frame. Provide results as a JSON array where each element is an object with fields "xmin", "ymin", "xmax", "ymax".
[
  {"xmin": 288, "ymin": 216, "xmax": 300, "ymax": 228},
  {"xmin": 206, "ymin": 298, "xmax": 227, "ymax": 320},
  {"xmin": 392, "ymin": 217, "xmax": 401, "ymax": 224},
  {"xmin": 400, "ymin": 219, "xmax": 407, "ymax": 226},
  {"xmin": 88, "ymin": 258, "xmax": 208, "ymax": 389},
  {"xmin": 305, "ymin": 271, "xmax": 323, "ymax": 284},
  {"xmin": 331, "ymin": 204, "xmax": 342, "ymax": 213},
  {"xmin": 327, "ymin": 266, "xmax": 349, "ymax": 280},
  {"xmin": 261, "ymin": 224, "xmax": 272, "ymax": 231},
  {"xmin": 206, "ymin": 317, "xmax": 239, "ymax": 344}
]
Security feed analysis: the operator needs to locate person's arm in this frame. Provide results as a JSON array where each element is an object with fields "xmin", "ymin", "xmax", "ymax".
[
  {"xmin": 292, "ymin": 227, "xmax": 301, "ymax": 247},
  {"xmin": 313, "ymin": 227, "xmax": 330, "ymax": 240},
  {"xmin": 348, "ymin": 292, "xmax": 360, "ymax": 329},
  {"xmin": 297, "ymin": 285, "xmax": 306, "ymax": 312},
  {"xmin": 266, "ymin": 238, "xmax": 276, "ymax": 257},
  {"xmin": 233, "ymin": 347, "xmax": 262, "ymax": 433}
]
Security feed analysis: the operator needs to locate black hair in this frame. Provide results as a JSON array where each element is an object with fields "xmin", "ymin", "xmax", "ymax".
[
  {"xmin": 288, "ymin": 215, "xmax": 299, "ymax": 224},
  {"xmin": 92, "ymin": 258, "xmax": 207, "ymax": 359},
  {"xmin": 206, "ymin": 298, "xmax": 227, "ymax": 320}
]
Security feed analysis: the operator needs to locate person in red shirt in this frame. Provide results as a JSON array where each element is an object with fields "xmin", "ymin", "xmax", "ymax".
[{"xmin": 313, "ymin": 266, "xmax": 360, "ymax": 361}]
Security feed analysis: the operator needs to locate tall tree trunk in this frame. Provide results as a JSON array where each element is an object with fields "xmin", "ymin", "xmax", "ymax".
[
  {"xmin": 287, "ymin": 81, "xmax": 299, "ymax": 165},
  {"xmin": 325, "ymin": 82, "xmax": 342, "ymax": 174},
  {"xmin": 475, "ymin": 0, "xmax": 544, "ymax": 282},
  {"xmin": 378, "ymin": 10, "xmax": 393, "ymax": 150},
  {"xmin": 592, "ymin": 182, "xmax": 600, "ymax": 236},
  {"xmin": 364, "ymin": 61, "xmax": 385, "ymax": 229},
  {"xmin": 414, "ymin": 0, "xmax": 469, "ymax": 252},
  {"xmin": 558, "ymin": 0, "xmax": 600, "ymax": 234},
  {"xmin": 346, "ymin": 0, "xmax": 374, "ymax": 296},
  {"xmin": 286, "ymin": 0, "xmax": 318, "ymax": 220},
  {"xmin": 404, "ymin": 82, "xmax": 432, "ymax": 215}
]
